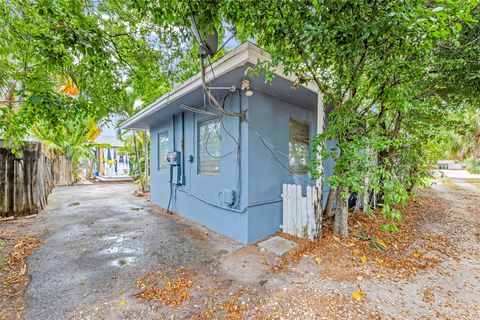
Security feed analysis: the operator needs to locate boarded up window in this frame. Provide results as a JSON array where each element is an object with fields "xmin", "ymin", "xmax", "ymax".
[
  {"xmin": 158, "ymin": 131, "xmax": 168, "ymax": 170},
  {"xmin": 289, "ymin": 119, "xmax": 310, "ymax": 174},
  {"xmin": 198, "ymin": 117, "xmax": 221, "ymax": 175}
]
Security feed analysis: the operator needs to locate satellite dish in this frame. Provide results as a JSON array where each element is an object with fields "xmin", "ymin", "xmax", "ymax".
[{"xmin": 189, "ymin": 15, "xmax": 218, "ymax": 57}]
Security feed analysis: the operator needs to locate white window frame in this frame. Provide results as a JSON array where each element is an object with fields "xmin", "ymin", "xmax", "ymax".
[
  {"xmin": 157, "ymin": 131, "xmax": 169, "ymax": 171},
  {"xmin": 289, "ymin": 118, "xmax": 310, "ymax": 175},
  {"xmin": 197, "ymin": 117, "xmax": 221, "ymax": 175}
]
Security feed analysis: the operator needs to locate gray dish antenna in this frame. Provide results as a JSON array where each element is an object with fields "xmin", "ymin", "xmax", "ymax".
[{"xmin": 189, "ymin": 15, "xmax": 218, "ymax": 57}]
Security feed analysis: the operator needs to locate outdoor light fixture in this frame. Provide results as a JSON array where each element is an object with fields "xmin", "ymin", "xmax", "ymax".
[{"xmin": 241, "ymin": 79, "xmax": 254, "ymax": 96}]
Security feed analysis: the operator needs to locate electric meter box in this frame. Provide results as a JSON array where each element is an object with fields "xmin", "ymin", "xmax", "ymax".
[
  {"xmin": 167, "ymin": 151, "xmax": 181, "ymax": 166},
  {"xmin": 220, "ymin": 189, "xmax": 235, "ymax": 207}
]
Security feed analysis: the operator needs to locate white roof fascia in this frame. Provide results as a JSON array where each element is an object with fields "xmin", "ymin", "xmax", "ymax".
[{"xmin": 121, "ymin": 42, "xmax": 318, "ymax": 130}]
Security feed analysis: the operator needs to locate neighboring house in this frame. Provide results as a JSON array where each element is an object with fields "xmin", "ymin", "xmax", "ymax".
[
  {"xmin": 122, "ymin": 42, "xmax": 335, "ymax": 243},
  {"xmin": 94, "ymin": 135, "xmax": 131, "ymax": 181},
  {"xmin": 437, "ymin": 160, "xmax": 463, "ymax": 170}
]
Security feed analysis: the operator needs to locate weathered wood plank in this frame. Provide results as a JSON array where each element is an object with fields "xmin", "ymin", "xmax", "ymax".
[
  {"xmin": 282, "ymin": 184, "xmax": 319, "ymax": 240},
  {"xmin": 0, "ymin": 149, "xmax": 6, "ymax": 216},
  {"xmin": 295, "ymin": 185, "xmax": 302, "ymax": 237},
  {"xmin": 6, "ymin": 153, "xmax": 14, "ymax": 214},
  {"xmin": 0, "ymin": 141, "xmax": 62, "ymax": 217}
]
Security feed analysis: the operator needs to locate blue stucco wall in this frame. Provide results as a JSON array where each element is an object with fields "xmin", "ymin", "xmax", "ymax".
[
  {"xmin": 245, "ymin": 91, "xmax": 318, "ymax": 242},
  {"xmin": 149, "ymin": 87, "xmax": 335, "ymax": 244},
  {"xmin": 149, "ymin": 92, "xmax": 252, "ymax": 243}
]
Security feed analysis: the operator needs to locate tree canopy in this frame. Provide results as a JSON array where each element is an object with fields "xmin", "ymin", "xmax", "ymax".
[{"xmin": 0, "ymin": 0, "xmax": 196, "ymax": 152}]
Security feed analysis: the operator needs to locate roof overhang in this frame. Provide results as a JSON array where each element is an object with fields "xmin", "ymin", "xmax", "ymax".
[{"xmin": 121, "ymin": 42, "xmax": 318, "ymax": 131}]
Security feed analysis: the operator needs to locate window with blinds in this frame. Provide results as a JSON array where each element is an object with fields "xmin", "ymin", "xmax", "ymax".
[
  {"xmin": 289, "ymin": 119, "xmax": 310, "ymax": 174},
  {"xmin": 198, "ymin": 117, "xmax": 221, "ymax": 175},
  {"xmin": 158, "ymin": 131, "xmax": 168, "ymax": 170}
]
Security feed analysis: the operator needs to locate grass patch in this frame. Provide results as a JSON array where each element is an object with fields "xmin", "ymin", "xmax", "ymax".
[
  {"xmin": 442, "ymin": 179, "xmax": 461, "ymax": 189},
  {"xmin": 469, "ymin": 183, "xmax": 480, "ymax": 189}
]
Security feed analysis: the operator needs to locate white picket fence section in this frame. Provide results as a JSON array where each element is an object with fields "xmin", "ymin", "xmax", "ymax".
[{"xmin": 281, "ymin": 184, "xmax": 318, "ymax": 239}]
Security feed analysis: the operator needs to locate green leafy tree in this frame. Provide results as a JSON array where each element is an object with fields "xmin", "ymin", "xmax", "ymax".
[
  {"xmin": 0, "ymin": 0, "xmax": 198, "ymax": 189},
  {"xmin": 0, "ymin": 0, "xmax": 180, "ymax": 148},
  {"xmin": 134, "ymin": 0, "xmax": 478, "ymax": 237},
  {"xmin": 220, "ymin": 0, "xmax": 477, "ymax": 235}
]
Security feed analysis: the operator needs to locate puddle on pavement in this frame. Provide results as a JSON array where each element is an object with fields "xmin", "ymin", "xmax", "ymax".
[
  {"xmin": 100, "ymin": 246, "xmax": 138, "ymax": 255},
  {"xmin": 101, "ymin": 232, "xmax": 136, "ymax": 243},
  {"xmin": 101, "ymin": 230, "xmax": 144, "ymax": 243}
]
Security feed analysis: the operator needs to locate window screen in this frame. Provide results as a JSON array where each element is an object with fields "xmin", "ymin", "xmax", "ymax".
[
  {"xmin": 158, "ymin": 131, "xmax": 168, "ymax": 170},
  {"xmin": 198, "ymin": 117, "xmax": 221, "ymax": 175},
  {"xmin": 289, "ymin": 119, "xmax": 310, "ymax": 174}
]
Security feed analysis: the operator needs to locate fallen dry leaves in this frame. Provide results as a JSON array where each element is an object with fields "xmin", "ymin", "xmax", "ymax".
[
  {"xmin": 1, "ymin": 234, "xmax": 41, "ymax": 320},
  {"xmin": 276, "ymin": 192, "xmax": 457, "ymax": 283},
  {"xmin": 352, "ymin": 289, "xmax": 364, "ymax": 301},
  {"xmin": 2, "ymin": 236, "xmax": 41, "ymax": 285},
  {"xmin": 200, "ymin": 289, "xmax": 248, "ymax": 320},
  {"xmin": 134, "ymin": 267, "xmax": 193, "ymax": 308}
]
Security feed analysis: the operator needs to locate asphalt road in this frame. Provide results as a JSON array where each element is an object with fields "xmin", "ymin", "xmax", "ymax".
[{"xmin": 24, "ymin": 183, "xmax": 238, "ymax": 320}]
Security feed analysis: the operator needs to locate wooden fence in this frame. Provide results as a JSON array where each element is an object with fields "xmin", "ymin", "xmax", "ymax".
[
  {"xmin": 0, "ymin": 142, "xmax": 73, "ymax": 218},
  {"xmin": 52, "ymin": 156, "xmax": 73, "ymax": 186},
  {"xmin": 282, "ymin": 184, "xmax": 318, "ymax": 240}
]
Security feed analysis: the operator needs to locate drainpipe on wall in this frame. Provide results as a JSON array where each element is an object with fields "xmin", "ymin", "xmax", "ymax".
[
  {"xmin": 314, "ymin": 88, "xmax": 325, "ymax": 240},
  {"xmin": 181, "ymin": 112, "xmax": 185, "ymax": 185}
]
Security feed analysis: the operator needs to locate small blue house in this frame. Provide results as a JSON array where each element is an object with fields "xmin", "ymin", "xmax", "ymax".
[{"xmin": 122, "ymin": 42, "xmax": 334, "ymax": 244}]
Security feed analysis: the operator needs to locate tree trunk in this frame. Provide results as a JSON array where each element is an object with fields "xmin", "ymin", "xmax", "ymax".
[
  {"xmin": 333, "ymin": 185, "xmax": 349, "ymax": 237},
  {"xmin": 324, "ymin": 186, "xmax": 336, "ymax": 218},
  {"xmin": 354, "ymin": 192, "xmax": 363, "ymax": 212},
  {"xmin": 133, "ymin": 132, "xmax": 145, "ymax": 192}
]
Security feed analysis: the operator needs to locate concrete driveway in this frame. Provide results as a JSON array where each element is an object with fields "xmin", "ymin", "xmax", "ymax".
[
  {"xmin": 439, "ymin": 169, "xmax": 480, "ymax": 191},
  {"xmin": 25, "ymin": 183, "xmax": 241, "ymax": 320},
  {"xmin": 19, "ymin": 179, "xmax": 480, "ymax": 319}
]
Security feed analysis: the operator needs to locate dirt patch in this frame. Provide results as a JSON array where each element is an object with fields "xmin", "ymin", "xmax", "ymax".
[
  {"xmin": 198, "ymin": 289, "xmax": 249, "ymax": 320},
  {"xmin": 255, "ymin": 287, "xmax": 381, "ymax": 320},
  {"xmin": 149, "ymin": 204, "xmax": 182, "ymax": 221},
  {"xmin": 133, "ymin": 190, "xmax": 150, "ymax": 199},
  {"xmin": 132, "ymin": 266, "xmax": 260, "ymax": 319},
  {"xmin": 275, "ymin": 191, "xmax": 457, "ymax": 283},
  {"xmin": 134, "ymin": 267, "xmax": 193, "ymax": 308},
  {"xmin": 0, "ymin": 225, "xmax": 40, "ymax": 320},
  {"xmin": 185, "ymin": 227, "xmax": 210, "ymax": 242}
]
